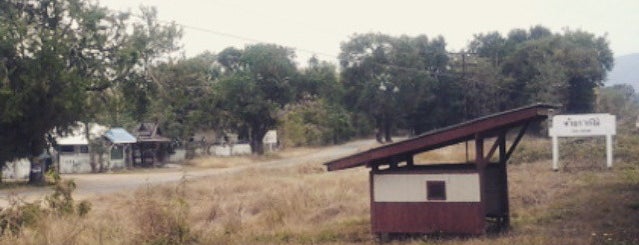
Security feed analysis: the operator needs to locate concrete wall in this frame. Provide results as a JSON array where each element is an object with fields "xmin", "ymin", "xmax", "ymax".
[
  {"xmin": 59, "ymin": 153, "xmax": 92, "ymax": 174},
  {"xmin": 107, "ymin": 158, "xmax": 125, "ymax": 170},
  {"xmin": 169, "ymin": 149, "xmax": 186, "ymax": 163},
  {"xmin": 212, "ymin": 144, "xmax": 252, "ymax": 156},
  {"xmin": 2, "ymin": 159, "xmax": 30, "ymax": 180}
]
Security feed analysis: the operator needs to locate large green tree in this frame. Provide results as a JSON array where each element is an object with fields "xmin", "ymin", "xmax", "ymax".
[
  {"xmin": 216, "ymin": 44, "xmax": 298, "ymax": 154},
  {"xmin": 339, "ymin": 33, "xmax": 450, "ymax": 140},
  {"xmin": 468, "ymin": 26, "xmax": 613, "ymax": 113},
  {"xmin": 147, "ymin": 52, "xmax": 221, "ymax": 141},
  {"xmin": 0, "ymin": 0, "xmax": 181, "ymax": 180},
  {"xmin": 279, "ymin": 57, "xmax": 354, "ymax": 146}
]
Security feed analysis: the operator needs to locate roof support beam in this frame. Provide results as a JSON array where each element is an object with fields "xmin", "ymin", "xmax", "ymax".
[
  {"xmin": 475, "ymin": 134, "xmax": 487, "ymax": 166},
  {"xmin": 485, "ymin": 132, "xmax": 506, "ymax": 162},
  {"xmin": 505, "ymin": 122, "xmax": 530, "ymax": 163}
]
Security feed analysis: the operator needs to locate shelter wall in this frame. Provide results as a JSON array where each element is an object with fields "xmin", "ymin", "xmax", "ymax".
[
  {"xmin": 371, "ymin": 202, "xmax": 484, "ymax": 234},
  {"xmin": 371, "ymin": 170, "xmax": 484, "ymax": 234},
  {"xmin": 373, "ymin": 173, "xmax": 480, "ymax": 202},
  {"xmin": 484, "ymin": 164, "xmax": 508, "ymax": 216}
]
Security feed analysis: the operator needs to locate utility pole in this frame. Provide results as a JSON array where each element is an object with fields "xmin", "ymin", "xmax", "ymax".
[{"xmin": 448, "ymin": 51, "xmax": 476, "ymax": 162}]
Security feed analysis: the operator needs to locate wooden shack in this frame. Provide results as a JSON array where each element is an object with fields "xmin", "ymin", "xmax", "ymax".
[
  {"xmin": 103, "ymin": 127, "xmax": 137, "ymax": 169},
  {"xmin": 324, "ymin": 104, "xmax": 554, "ymax": 235},
  {"xmin": 132, "ymin": 123, "xmax": 171, "ymax": 167}
]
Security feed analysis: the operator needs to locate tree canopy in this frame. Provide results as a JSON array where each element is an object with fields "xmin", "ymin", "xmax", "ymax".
[
  {"xmin": 0, "ymin": 0, "xmax": 620, "ymax": 174},
  {"xmin": 0, "ymin": 0, "xmax": 181, "ymax": 179}
]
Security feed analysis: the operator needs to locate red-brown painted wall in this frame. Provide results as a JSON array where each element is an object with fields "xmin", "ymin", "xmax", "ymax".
[{"xmin": 371, "ymin": 202, "xmax": 484, "ymax": 234}]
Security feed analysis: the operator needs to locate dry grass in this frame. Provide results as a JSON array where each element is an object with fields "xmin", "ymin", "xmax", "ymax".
[
  {"xmin": 2, "ymin": 137, "xmax": 639, "ymax": 244},
  {"xmin": 414, "ymin": 142, "xmax": 474, "ymax": 164},
  {"xmin": 186, "ymin": 147, "xmax": 321, "ymax": 169}
]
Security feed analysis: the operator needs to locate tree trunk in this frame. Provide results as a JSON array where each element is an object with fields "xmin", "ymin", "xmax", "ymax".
[
  {"xmin": 250, "ymin": 127, "xmax": 267, "ymax": 155},
  {"xmin": 251, "ymin": 138, "xmax": 264, "ymax": 155},
  {"xmin": 84, "ymin": 121, "xmax": 98, "ymax": 173},
  {"xmin": 383, "ymin": 117, "xmax": 393, "ymax": 143},
  {"xmin": 98, "ymin": 151, "xmax": 104, "ymax": 172},
  {"xmin": 28, "ymin": 157, "xmax": 45, "ymax": 185}
]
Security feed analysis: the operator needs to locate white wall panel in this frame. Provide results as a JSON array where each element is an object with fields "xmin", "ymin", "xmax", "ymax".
[{"xmin": 373, "ymin": 173, "xmax": 480, "ymax": 202}]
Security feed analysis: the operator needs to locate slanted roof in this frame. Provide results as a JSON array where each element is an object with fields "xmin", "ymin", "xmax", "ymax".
[
  {"xmin": 104, "ymin": 128, "xmax": 137, "ymax": 144},
  {"xmin": 325, "ymin": 104, "xmax": 555, "ymax": 171},
  {"xmin": 134, "ymin": 122, "xmax": 171, "ymax": 142},
  {"xmin": 57, "ymin": 123, "xmax": 108, "ymax": 145}
]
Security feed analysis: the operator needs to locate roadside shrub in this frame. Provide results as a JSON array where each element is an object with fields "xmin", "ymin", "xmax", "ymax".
[
  {"xmin": 279, "ymin": 99, "xmax": 354, "ymax": 147},
  {"xmin": 0, "ymin": 175, "xmax": 91, "ymax": 236},
  {"xmin": 0, "ymin": 199, "xmax": 45, "ymax": 236},
  {"xmin": 132, "ymin": 179, "xmax": 197, "ymax": 245}
]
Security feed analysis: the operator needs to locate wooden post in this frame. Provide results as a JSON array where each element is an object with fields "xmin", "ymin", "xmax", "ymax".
[
  {"xmin": 475, "ymin": 134, "xmax": 486, "ymax": 232},
  {"xmin": 406, "ymin": 155, "xmax": 414, "ymax": 166},
  {"xmin": 498, "ymin": 132, "xmax": 510, "ymax": 228}
]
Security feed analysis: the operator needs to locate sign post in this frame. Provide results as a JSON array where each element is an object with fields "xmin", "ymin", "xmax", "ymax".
[{"xmin": 548, "ymin": 114, "xmax": 616, "ymax": 170}]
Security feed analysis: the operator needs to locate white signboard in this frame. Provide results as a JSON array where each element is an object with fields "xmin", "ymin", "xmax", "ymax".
[
  {"xmin": 549, "ymin": 114, "xmax": 616, "ymax": 137},
  {"xmin": 549, "ymin": 113, "xmax": 616, "ymax": 170}
]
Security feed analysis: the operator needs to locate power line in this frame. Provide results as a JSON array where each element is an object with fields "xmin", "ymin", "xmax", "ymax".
[
  {"xmin": 125, "ymin": 11, "xmax": 337, "ymax": 60},
  {"xmin": 120, "ymin": 8, "xmax": 524, "ymax": 96}
]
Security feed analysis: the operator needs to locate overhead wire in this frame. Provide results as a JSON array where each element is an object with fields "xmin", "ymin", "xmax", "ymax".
[{"xmin": 119, "ymin": 7, "xmax": 524, "ymax": 96}]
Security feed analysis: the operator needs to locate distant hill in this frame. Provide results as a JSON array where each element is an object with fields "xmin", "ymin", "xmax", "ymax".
[{"xmin": 607, "ymin": 53, "xmax": 639, "ymax": 90}]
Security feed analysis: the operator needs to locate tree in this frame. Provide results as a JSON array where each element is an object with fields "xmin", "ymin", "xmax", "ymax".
[
  {"xmin": 597, "ymin": 84, "xmax": 639, "ymax": 128},
  {"xmin": 0, "ymin": 0, "xmax": 181, "ymax": 181},
  {"xmin": 468, "ymin": 26, "xmax": 613, "ymax": 113},
  {"xmin": 1, "ymin": 0, "xmax": 88, "ymax": 182},
  {"xmin": 147, "ymin": 52, "xmax": 221, "ymax": 141},
  {"xmin": 501, "ymin": 29, "xmax": 613, "ymax": 112},
  {"xmin": 279, "ymin": 57, "xmax": 354, "ymax": 146},
  {"xmin": 216, "ymin": 44, "xmax": 298, "ymax": 154},
  {"xmin": 339, "ymin": 33, "xmax": 450, "ymax": 140}
]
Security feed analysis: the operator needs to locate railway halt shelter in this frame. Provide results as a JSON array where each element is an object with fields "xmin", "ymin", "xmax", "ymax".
[{"xmin": 324, "ymin": 104, "xmax": 554, "ymax": 235}]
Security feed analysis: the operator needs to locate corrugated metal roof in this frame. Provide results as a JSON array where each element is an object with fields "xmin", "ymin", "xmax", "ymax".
[
  {"xmin": 56, "ymin": 123, "xmax": 108, "ymax": 145},
  {"xmin": 104, "ymin": 128, "xmax": 137, "ymax": 144}
]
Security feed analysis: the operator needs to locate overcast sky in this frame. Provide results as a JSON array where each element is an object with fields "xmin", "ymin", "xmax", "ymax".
[{"xmin": 100, "ymin": 0, "xmax": 639, "ymax": 65}]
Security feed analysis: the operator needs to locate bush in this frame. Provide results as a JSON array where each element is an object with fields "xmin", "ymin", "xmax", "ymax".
[
  {"xmin": 132, "ymin": 179, "xmax": 196, "ymax": 245},
  {"xmin": 279, "ymin": 99, "xmax": 355, "ymax": 147},
  {"xmin": 0, "ymin": 174, "xmax": 91, "ymax": 236}
]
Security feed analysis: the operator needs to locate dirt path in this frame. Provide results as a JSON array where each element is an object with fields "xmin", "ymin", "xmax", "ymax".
[{"xmin": 0, "ymin": 139, "xmax": 377, "ymax": 206}]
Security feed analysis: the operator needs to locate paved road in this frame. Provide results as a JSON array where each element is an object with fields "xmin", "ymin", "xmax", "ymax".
[{"xmin": 0, "ymin": 139, "xmax": 376, "ymax": 206}]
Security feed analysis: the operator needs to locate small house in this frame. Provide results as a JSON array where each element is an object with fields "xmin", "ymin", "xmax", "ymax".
[
  {"xmin": 324, "ymin": 104, "xmax": 554, "ymax": 236},
  {"xmin": 103, "ymin": 128, "xmax": 137, "ymax": 169},
  {"xmin": 132, "ymin": 123, "xmax": 171, "ymax": 166},
  {"xmin": 56, "ymin": 123, "xmax": 107, "ymax": 173}
]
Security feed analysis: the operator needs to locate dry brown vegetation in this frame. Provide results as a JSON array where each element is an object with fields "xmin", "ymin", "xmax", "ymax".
[{"xmin": 2, "ymin": 137, "xmax": 639, "ymax": 244}]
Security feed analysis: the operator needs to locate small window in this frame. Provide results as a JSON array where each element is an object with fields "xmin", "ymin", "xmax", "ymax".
[
  {"xmin": 80, "ymin": 146, "xmax": 89, "ymax": 153},
  {"xmin": 111, "ymin": 146, "xmax": 124, "ymax": 160},
  {"xmin": 427, "ymin": 181, "xmax": 446, "ymax": 201}
]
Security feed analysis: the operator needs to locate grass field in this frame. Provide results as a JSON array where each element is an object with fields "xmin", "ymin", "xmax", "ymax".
[{"xmin": 1, "ymin": 137, "xmax": 639, "ymax": 244}]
